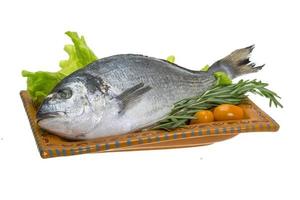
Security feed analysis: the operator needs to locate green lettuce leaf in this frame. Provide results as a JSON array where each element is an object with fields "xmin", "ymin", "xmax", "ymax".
[
  {"xmin": 22, "ymin": 31, "xmax": 98, "ymax": 106},
  {"xmin": 200, "ymin": 64, "xmax": 210, "ymax": 71},
  {"xmin": 166, "ymin": 55, "xmax": 175, "ymax": 63},
  {"xmin": 59, "ymin": 31, "xmax": 98, "ymax": 75},
  {"xmin": 214, "ymin": 71, "xmax": 232, "ymax": 86},
  {"xmin": 21, "ymin": 70, "xmax": 63, "ymax": 105}
]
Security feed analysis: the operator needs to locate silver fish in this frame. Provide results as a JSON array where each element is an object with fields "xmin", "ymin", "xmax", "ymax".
[{"xmin": 37, "ymin": 45, "xmax": 263, "ymax": 140}]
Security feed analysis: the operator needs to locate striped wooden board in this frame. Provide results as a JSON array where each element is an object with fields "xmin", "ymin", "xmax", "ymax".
[{"xmin": 20, "ymin": 90, "xmax": 279, "ymax": 159}]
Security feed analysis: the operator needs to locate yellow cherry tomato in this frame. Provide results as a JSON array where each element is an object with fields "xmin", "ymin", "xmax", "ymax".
[
  {"xmin": 213, "ymin": 104, "xmax": 244, "ymax": 121},
  {"xmin": 190, "ymin": 110, "xmax": 214, "ymax": 124}
]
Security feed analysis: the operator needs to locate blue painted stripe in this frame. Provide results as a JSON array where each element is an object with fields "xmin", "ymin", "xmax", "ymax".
[
  {"xmin": 223, "ymin": 127, "xmax": 227, "ymax": 134},
  {"xmin": 214, "ymin": 128, "xmax": 219, "ymax": 134},
  {"xmin": 164, "ymin": 133, "xmax": 169, "ymax": 140},
  {"xmin": 237, "ymin": 126, "xmax": 241, "ymax": 133},
  {"xmin": 78, "ymin": 147, "xmax": 83, "ymax": 154},
  {"xmin": 182, "ymin": 132, "xmax": 186, "ymax": 138},
  {"xmin": 70, "ymin": 148, "xmax": 75, "ymax": 155},
  {"xmin": 48, "ymin": 150, "xmax": 53, "ymax": 157},
  {"xmin": 191, "ymin": 130, "xmax": 195, "ymax": 136},
  {"xmin": 86, "ymin": 146, "xmax": 90, "ymax": 153},
  {"xmin": 206, "ymin": 128, "xmax": 211, "ymax": 135},
  {"xmin": 96, "ymin": 144, "xmax": 100, "ymax": 151},
  {"xmin": 115, "ymin": 140, "xmax": 120, "ymax": 147},
  {"xmin": 230, "ymin": 127, "xmax": 235, "ymax": 134},
  {"xmin": 127, "ymin": 139, "xmax": 132, "ymax": 146},
  {"xmin": 55, "ymin": 149, "xmax": 60, "ymax": 156},
  {"xmin": 105, "ymin": 143, "xmax": 110, "ymax": 150},
  {"xmin": 62, "ymin": 149, "xmax": 67, "ymax": 156},
  {"xmin": 198, "ymin": 129, "xmax": 202, "ymax": 136},
  {"xmin": 259, "ymin": 124, "xmax": 264, "ymax": 130},
  {"xmin": 156, "ymin": 136, "xmax": 160, "ymax": 142},
  {"xmin": 173, "ymin": 133, "xmax": 177, "ymax": 139}
]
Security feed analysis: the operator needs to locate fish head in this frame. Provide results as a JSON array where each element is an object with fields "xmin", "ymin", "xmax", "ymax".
[{"xmin": 36, "ymin": 75, "xmax": 106, "ymax": 139}]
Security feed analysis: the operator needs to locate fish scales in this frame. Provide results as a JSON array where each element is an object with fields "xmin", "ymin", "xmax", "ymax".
[{"xmin": 36, "ymin": 46, "xmax": 262, "ymax": 140}]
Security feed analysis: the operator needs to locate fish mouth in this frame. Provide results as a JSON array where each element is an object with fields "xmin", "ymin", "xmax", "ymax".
[{"xmin": 36, "ymin": 111, "xmax": 66, "ymax": 123}]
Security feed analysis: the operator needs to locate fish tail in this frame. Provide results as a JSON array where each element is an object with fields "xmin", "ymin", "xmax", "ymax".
[{"xmin": 208, "ymin": 45, "xmax": 264, "ymax": 78}]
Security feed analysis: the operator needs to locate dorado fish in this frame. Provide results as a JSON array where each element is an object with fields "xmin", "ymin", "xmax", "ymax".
[{"xmin": 37, "ymin": 45, "xmax": 263, "ymax": 140}]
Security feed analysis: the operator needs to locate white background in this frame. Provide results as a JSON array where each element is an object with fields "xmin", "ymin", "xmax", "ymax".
[{"xmin": 0, "ymin": 0, "xmax": 299, "ymax": 199}]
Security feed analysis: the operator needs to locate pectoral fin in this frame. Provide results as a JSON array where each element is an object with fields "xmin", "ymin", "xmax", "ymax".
[{"xmin": 116, "ymin": 83, "xmax": 152, "ymax": 114}]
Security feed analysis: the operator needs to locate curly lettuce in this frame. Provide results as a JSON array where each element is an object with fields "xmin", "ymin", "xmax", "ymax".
[
  {"xmin": 22, "ymin": 31, "xmax": 98, "ymax": 105},
  {"xmin": 214, "ymin": 71, "xmax": 232, "ymax": 86}
]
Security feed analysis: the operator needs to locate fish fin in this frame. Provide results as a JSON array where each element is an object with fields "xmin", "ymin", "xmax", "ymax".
[
  {"xmin": 116, "ymin": 83, "xmax": 152, "ymax": 114},
  {"xmin": 208, "ymin": 45, "xmax": 264, "ymax": 78}
]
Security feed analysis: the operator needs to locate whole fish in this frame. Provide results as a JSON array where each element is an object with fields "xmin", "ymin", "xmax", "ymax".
[{"xmin": 37, "ymin": 46, "xmax": 263, "ymax": 140}]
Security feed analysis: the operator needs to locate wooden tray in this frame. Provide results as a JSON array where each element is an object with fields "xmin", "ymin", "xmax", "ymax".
[{"xmin": 20, "ymin": 91, "xmax": 279, "ymax": 159}]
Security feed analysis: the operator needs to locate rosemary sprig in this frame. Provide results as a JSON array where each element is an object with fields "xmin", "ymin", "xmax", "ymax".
[{"xmin": 153, "ymin": 79, "xmax": 282, "ymax": 130}]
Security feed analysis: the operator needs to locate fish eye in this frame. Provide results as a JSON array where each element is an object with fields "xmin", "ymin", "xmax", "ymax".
[{"xmin": 58, "ymin": 88, "xmax": 72, "ymax": 99}]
